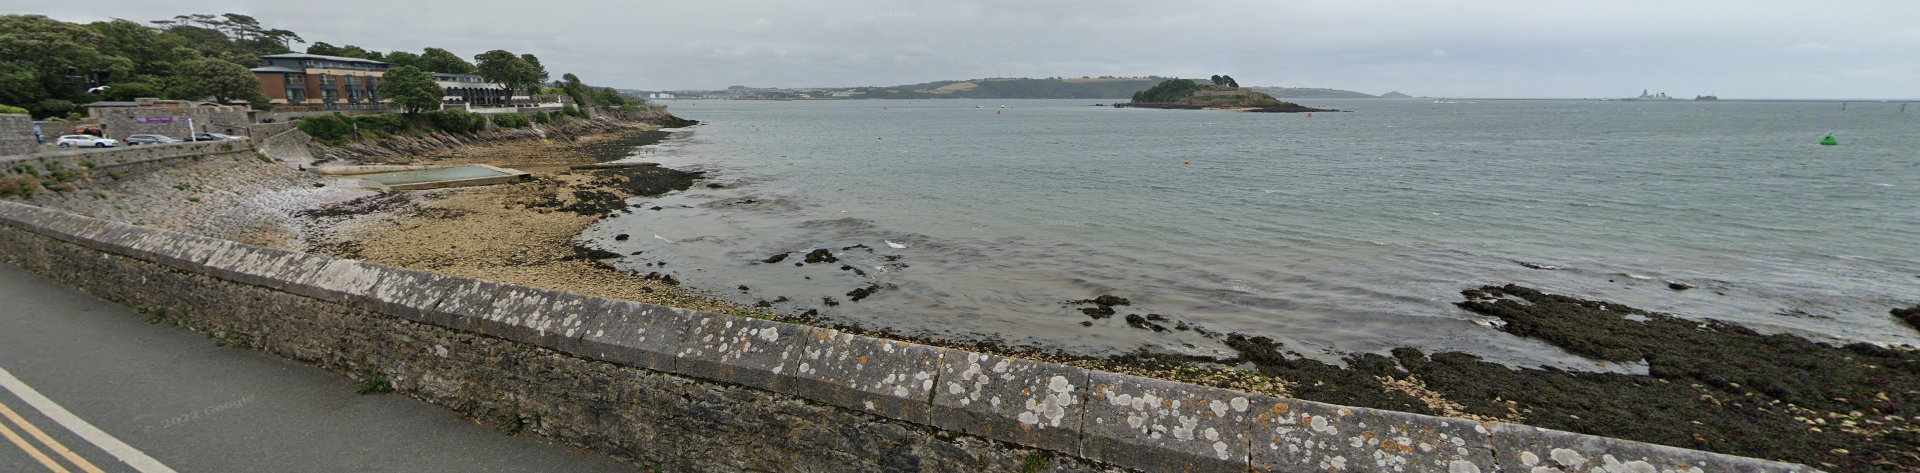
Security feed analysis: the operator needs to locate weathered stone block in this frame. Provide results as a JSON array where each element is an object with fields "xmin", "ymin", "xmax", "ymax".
[
  {"xmin": 931, "ymin": 350, "xmax": 1088, "ymax": 456},
  {"xmin": 428, "ymin": 278, "xmax": 517, "ymax": 335},
  {"xmin": 121, "ymin": 229, "xmax": 239, "ymax": 272},
  {"xmin": 201, "ymin": 244, "xmax": 333, "ymax": 292},
  {"xmin": 1082, "ymin": 372, "xmax": 1252, "ymax": 472},
  {"xmin": 280, "ymin": 259, "xmax": 387, "ymax": 305},
  {"xmin": 17, "ymin": 209, "xmax": 114, "ymax": 247},
  {"xmin": 573, "ymin": 300, "xmax": 692, "ymax": 373},
  {"xmin": 471, "ymin": 285, "xmax": 595, "ymax": 348},
  {"xmin": 1486, "ymin": 423, "xmax": 1816, "ymax": 473},
  {"xmin": 672, "ymin": 314, "xmax": 809, "ymax": 391},
  {"xmin": 1248, "ymin": 396, "xmax": 1496, "ymax": 473},
  {"xmin": 781, "ymin": 328, "xmax": 941, "ymax": 425},
  {"xmin": 361, "ymin": 266, "xmax": 458, "ymax": 324}
]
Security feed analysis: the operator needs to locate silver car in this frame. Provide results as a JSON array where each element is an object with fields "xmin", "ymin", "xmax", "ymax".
[{"xmin": 125, "ymin": 134, "xmax": 184, "ymax": 146}]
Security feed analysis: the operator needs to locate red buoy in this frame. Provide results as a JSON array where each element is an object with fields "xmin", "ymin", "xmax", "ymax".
[{"xmin": 1307, "ymin": 113, "xmax": 1312, "ymax": 117}]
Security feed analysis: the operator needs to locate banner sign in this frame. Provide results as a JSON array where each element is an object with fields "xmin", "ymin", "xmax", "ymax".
[{"xmin": 135, "ymin": 116, "xmax": 177, "ymax": 124}]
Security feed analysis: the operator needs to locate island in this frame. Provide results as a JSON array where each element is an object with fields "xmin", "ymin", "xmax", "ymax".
[{"xmin": 1114, "ymin": 77, "xmax": 1335, "ymax": 113}]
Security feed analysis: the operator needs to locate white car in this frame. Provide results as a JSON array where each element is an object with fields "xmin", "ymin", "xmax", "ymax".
[{"xmin": 54, "ymin": 135, "xmax": 120, "ymax": 148}]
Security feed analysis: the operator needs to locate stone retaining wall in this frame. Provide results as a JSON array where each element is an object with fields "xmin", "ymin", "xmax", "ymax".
[
  {"xmin": 0, "ymin": 200, "xmax": 1818, "ymax": 473},
  {"xmin": 0, "ymin": 114, "xmax": 35, "ymax": 156},
  {"xmin": 0, "ymin": 139, "xmax": 258, "ymax": 197}
]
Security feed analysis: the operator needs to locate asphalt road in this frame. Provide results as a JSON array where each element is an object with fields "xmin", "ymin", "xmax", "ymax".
[{"xmin": 0, "ymin": 264, "xmax": 636, "ymax": 473}]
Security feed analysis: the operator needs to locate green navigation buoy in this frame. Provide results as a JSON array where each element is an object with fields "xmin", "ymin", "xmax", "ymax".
[{"xmin": 1820, "ymin": 134, "xmax": 1838, "ymax": 146}]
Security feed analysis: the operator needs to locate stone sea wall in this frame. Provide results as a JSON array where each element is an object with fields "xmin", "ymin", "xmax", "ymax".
[
  {"xmin": 0, "ymin": 113, "xmax": 35, "ymax": 157},
  {"xmin": 0, "ymin": 200, "xmax": 1817, "ymax": 473}
]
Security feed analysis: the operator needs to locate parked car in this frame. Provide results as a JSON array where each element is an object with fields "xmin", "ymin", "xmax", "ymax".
[
  {"xmin": 125, "ymin": 134, "xmax": 184, "ymax": 146},
  {"xmin": 54, "ymin": 135, "xmax": 120, "ymax": 148},
  {"xmin": 189, "ymin": 133, "xmax": 240, "ymax": 141}
]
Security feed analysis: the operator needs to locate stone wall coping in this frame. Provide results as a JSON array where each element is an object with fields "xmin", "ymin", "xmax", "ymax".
[{"xmin": 0, "ymin": 200, "xmax": 1824, "ymax": 473}]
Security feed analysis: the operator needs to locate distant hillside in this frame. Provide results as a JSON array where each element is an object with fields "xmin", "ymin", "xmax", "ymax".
[
  {"xmin": 1252, "ymin": 87, "xmax": 1378, "ymax": 99},
  {"xmin": 1379, "ymin": 91, "xmax": 1413, "ymax": 98},
  {"xmin": 854, "ymin": 77, "xmax": 1171, "ymax": 99}
]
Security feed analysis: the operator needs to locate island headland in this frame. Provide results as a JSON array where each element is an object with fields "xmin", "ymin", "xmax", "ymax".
[{"xmin": 1115, "ymin": 77, "xmax": 1338, "ymax": 112}]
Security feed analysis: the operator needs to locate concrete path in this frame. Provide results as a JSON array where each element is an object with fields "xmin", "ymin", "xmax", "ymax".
[{"xmin": 0, "ymin": 264, "xmax": 636, "ymax": 473}]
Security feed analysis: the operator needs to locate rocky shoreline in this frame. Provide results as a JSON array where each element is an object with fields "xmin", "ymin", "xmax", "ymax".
[{"xmin": 284, "ymin": 119, "xmax": 1916, "ymax": 472}]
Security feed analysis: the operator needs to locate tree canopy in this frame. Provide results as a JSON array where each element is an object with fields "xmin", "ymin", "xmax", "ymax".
[
  {"xmin": 381, "ymin": 66, "xmax": 441, "ymax": 114},
  {"xmin": 473, "ymin": 50, "xmax": 546, "ymax": 94},
  {"xmin": 1131, "ymin": 79, "xmax": 1201, "ymax": 103},
  {"xmin": 176, "ymin": 57, "xmax": 264, "ymax": 105},
  {"xmin": 0, "ymin": 12, "xmax": 302, "ymax": 117},
  {"xmin": 417, "ymin": 47, "xmax": 473, "ymax": 74}
]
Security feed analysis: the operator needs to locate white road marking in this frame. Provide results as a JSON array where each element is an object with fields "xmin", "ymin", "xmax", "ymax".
[{"xmin": 0, "ymin": 364, "xmax": 177, "ymax": 473}]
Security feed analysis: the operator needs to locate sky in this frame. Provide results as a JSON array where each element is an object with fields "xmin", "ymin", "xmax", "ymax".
[{"xmin": 17, "ymin": 1, "xmax": 1920, "ymax": 98}]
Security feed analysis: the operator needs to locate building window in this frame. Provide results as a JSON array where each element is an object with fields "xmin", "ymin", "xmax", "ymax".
[{"xmin": 287, "ymin": 88, "xmax": 305, "ymax": 102}]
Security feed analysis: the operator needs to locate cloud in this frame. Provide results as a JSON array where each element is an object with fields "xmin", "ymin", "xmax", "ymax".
[
  {"xmin": 17, "ymin": 0, "xmax": 1920, "ymax": 97},
  {"xmin": 1783, "ymin": 42, "xmax": 1856, "ymax": 54},
  {"xmin": 737, "ymin": 18, "xmax": 773, "ymax": 33}
]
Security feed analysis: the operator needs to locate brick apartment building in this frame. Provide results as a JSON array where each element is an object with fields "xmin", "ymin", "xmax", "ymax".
[{"xmin": 251, "ymin": 53, "xmax": 389, "ymax": 111}]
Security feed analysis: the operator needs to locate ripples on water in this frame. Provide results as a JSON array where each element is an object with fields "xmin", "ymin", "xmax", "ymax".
[{"xmin": 582, "ymin": 99, "xmax": 1920, "ymax": 369}]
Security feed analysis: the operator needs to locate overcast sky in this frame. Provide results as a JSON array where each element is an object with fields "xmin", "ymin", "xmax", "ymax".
[{"xmin": 21, "ymin": 1, "xmax": 1920, "ymax": 98}]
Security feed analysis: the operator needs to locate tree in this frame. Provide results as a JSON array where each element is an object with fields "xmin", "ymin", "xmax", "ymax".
[
  {"xmin": 150, "ymin": 13, "xmax": 301, "ymax": 64},
  {"xmin": 384, "ymin": 51, "xmax": 421, "ymax": 69},
  {"xmin": 417, "ymin": 48, "xmax": 473, "ymax": 74},
  {"xmin": 381, "ymin": 66, "xmax": 441, "ymax": 114},
  {"xmin": 0, "ymin": 15, "xmax": 132, "ymax": 101},
  {"xmin": 85, "ymin": 19, "xmax": 191, "ymax": 82},
  {"xmin": 1211, "ymin": 75, "xmax": 1224, "ymax": 86},
  {"xmin": 1222, "ymin": 75, "xmax": 1238, "ymax": 88},
  {"xmin": 306, "ymin": 42, "xmax": 342, "ymax": 56},
  {"xmin": 520, "ymin": 54, "xmax": 549, "ymax": 85},
  {"xmin": 176, "ymin": 58, "xmax": 263, "ymax": 105},
  {"xmin": 1131, "ymin": 79, "xmax": 1200, "ymax": 103},
  {"xmin": 473, "ymin": 50, "xmax": 542, "ymax": 95},
  {"xmin": 338, "ymin": 45, "xmax": 375, "ymax": 60}
]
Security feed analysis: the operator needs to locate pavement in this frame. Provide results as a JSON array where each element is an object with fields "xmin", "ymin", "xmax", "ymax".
[{"xmin": 0, "ymin": 264, "xmax": 637, "ymax": 473}]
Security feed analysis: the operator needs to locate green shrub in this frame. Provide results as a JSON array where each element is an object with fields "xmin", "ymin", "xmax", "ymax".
[
  {"xmin": 28, "ymin": 99, "xmax": 77, "ymax": 119},
  {"xmin": 353, "ymin": 114, "xmax": 409, "ymax": 135},
  {"xmin": 491, "ymin": 113, "xmax": 527, "ymax": 128},
  {"xmin": 297, "ymin": 114, "xmax": 353, "ymax": 142},
  {"xmin": 491, "ymin": 113, "xmax": 531, "ymax": 129},
  {"xmin": 534, "ymin": 111, "xmax": 552, "ymax": 124},
  {"xmin": 429, "ymin": 109, "xmax": 487, "ymax": 133},
  {"xmin": 0, "ymin": 104, "xmax": 27, "ymax": 115},
  {"xmin": 562, "ymin": 104, "xmax": 586, "ymax": 119}
]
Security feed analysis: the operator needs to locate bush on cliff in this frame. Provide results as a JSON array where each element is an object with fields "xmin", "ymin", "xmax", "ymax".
[
  {"xmin": 353, "ymin": 114, "xmax": 410, "ymax": 136},
  {"xmin": 562, "ymin": 104, "xmax": 586, "ymax": 119},
  {"xmin": 491, "ymin": 113, "xmax": 531, "ymax": 129},
  {"xmin": 429, "ymin": 109, "xmax": 487, "ymax": 133},
  {"xmin": 534, "ymin": 112, "xmax": 552, "ymax": 124},
  {"xmin": 0, "ymin": 104, "xmax": 27, "ymax": 115},
  {"xmin": 297, "ymin": 114, "xmax": 354, "ymax": 143}
]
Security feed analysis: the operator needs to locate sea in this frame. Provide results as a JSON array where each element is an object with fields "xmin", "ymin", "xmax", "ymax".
[{"xmin": 579, "ymin": 98, "xmax": 1920, "ymax": 370}]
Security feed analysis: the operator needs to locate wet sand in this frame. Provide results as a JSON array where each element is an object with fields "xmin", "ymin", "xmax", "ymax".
[{"xmin": 297, "ymin": 124, "xmax": 1919, "ymax": 472}]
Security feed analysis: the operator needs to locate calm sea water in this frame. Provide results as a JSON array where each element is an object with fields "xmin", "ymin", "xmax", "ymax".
[{"xmin": 582, "ymin": 98, "xmax": 1919, "ymax": 369}]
